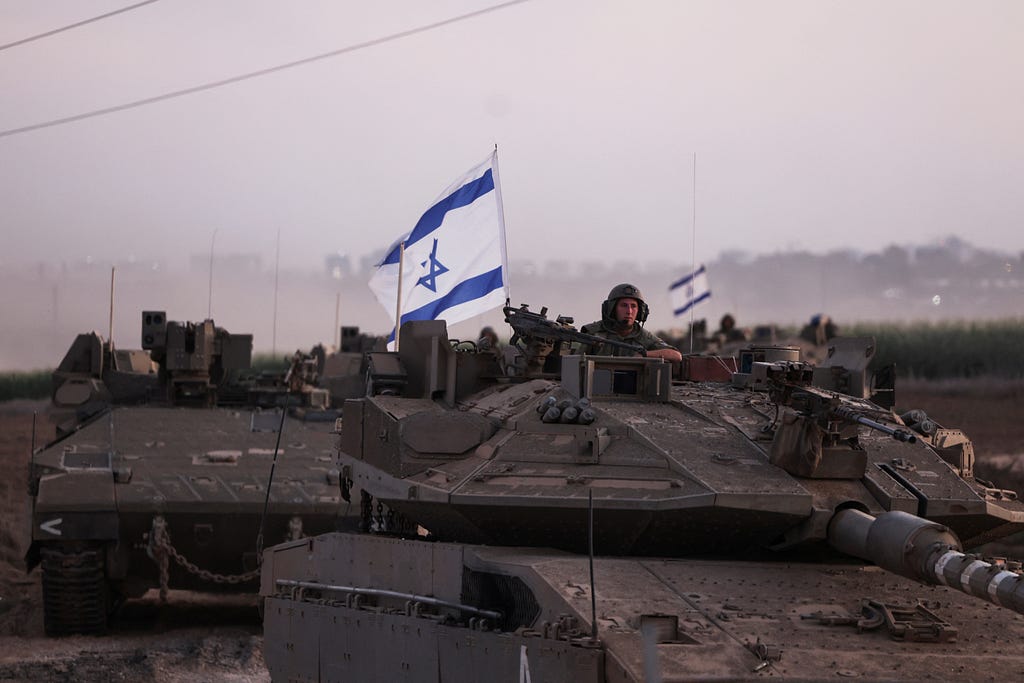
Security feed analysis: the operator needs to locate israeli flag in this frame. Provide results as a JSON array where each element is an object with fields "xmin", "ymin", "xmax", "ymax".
[
  {"xmin": 368, "ymin": 152, "xmax": 509, "ymax": 347},
  {"xmin": 669, "ymin": 264, "xmax": 711, "ymax": 316}
]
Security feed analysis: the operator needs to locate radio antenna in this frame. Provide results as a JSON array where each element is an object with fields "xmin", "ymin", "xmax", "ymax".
[
  {"xmin": 334, "ymin": 291, "xmax": 341, "ymax": 350},
  {"xmin": 689, "ymin": 153, "xmax": 697, "ymax": 354},
  {"xmin": 108, "ymin": 266, "xmax": 115, "ymax": 348},
  {"xmin": 272, "ymin": 227, "xmax": 281, "ymax": 357},
  {"xmin": 588, "ymin": 488, "xmax": 598, "ymax": 640},
  {"xmin": 256, "ymin": 403, "xmax": 289, "ymax": 563},
  {"xmin": 207, "ymin": 228, "xmax": 218, "ymax": 319}
]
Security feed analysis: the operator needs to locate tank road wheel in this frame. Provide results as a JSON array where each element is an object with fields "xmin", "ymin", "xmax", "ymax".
[{"xmin": 40, "ymin": 543, "xmax": 112, "ymax": 636}]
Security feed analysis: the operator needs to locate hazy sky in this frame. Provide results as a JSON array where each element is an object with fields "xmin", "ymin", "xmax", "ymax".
[{"xmin": 1, "ymin": 0, "xmax": 1021, "ymax": 274}]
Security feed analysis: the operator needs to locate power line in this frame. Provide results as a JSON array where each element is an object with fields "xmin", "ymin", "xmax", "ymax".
[
  {"xmin": 0, "ymin": 0, "xmax": 162, "ymax": 52},
  {"xmin": 0, "ymin": 0, "xmax": 532, "ymax": 140}
]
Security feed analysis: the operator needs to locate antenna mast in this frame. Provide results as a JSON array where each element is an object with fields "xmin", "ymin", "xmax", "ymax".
[
  {"xmin": 108, "ymin": 265, "xmax": 115, "ymax": 346},
  {"xmin": 272, "ymin": 227, "xmax": 281, "ymax": 357},
  {"xmin": 208, "ymin": 228, "xmax": 218, "ymax": 319},
  {"xmin": 101, "ymin": 266, "xmax": 115, "ymax": 376},
  {"xmin": 588, "ymin": 489, "xmax": 598, "ymax": 641},
  {"xmin": 334, "ymin": 291, "xmax": 341, "ymax": 350},
  {"xmin": 689, "ymin": 153, "xmax": 697, "ymax": 354}
]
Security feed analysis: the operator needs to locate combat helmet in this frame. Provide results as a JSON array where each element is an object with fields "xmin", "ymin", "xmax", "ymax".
[{"xmin": 601, "ymin": 283, "xmax": 649, "ymax": 326}]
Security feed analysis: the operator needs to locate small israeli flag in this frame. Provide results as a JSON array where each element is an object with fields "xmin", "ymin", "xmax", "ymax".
[
  {"xmin": 368, "ymin": 151, "xmax": 508, "ymax": 346},
  {"xmin": 669, "ymin": 264, "xmax": 711, "ymax": 316}
]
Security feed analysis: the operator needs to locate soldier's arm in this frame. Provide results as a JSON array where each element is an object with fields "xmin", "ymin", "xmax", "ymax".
[
  {"xmin": 647, "ymin": 347, "xmax": 682, "ymax": 361},
  {"xmin": 643, "ymin": 331, "xmax": 682, "ymax": 362}
]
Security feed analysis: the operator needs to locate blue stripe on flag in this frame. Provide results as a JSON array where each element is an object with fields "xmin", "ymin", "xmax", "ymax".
[
  {"xmin": 381, "ymin": 169, "xmax": 495, "ymax": 265},
  {"xmin": 672, "ymin": 291, "xmax": 711, "ymax": 316},
  {"xmin": 669, "ymin": 264, "xmax": 706, "ymax": 291},
  {"xmin": 386, "ymin": 265, "xmax": 504, "ymax": 342}
]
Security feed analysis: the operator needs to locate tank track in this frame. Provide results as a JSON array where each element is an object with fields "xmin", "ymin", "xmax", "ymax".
[{"xmin": 40, "ymin": 543, "xmax": 111, "ymax": 636}]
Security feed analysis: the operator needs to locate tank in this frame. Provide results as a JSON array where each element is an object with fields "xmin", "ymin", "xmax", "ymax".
[
  {"xmin": 27, "ymin": 310, "xmax": 358, "ymax": 636},
  {"xmin": 259, "ymin": 305, "xmax": 1024, "ymax": 682}
]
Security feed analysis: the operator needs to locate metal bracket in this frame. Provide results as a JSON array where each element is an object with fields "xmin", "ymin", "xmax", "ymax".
[{"xmin": 861, "ymin": 599, "xmax": 958, "ymax": 642}]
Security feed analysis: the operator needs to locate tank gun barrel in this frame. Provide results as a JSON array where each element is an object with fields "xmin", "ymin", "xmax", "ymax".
[
  {"xmin": 829, "ymin": 509, "xmax": 1024, "ymax": 615},
  {"xmin": 832, "ymin": 406, "xmax": 917, "ymax": 443}
]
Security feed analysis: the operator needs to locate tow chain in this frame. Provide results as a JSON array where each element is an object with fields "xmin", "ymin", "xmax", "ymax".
[{"xmin": 147, "ymin": 516, "xmax": 260, "ymax": 602}]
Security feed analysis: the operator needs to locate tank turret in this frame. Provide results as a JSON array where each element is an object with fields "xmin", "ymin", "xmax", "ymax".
[
  {"xmin": 317, "ymin": 326, "xmax": 386, "ymax": 404},
  {"xmin": 261, "ymin": 305, "xmax": 1024, "ymax": 682},
  {"xmin": 141, "ymin": 310, "xmax": 253, "ymax": 405}
]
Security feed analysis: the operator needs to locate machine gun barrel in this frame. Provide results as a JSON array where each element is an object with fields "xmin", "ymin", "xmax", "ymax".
[
  {"xmin": 832, "ymin": 406, "xmax": 917, "ymax": 443},
  {"xmin": 503, "ymin": 305, "xmax": 646, "ymax": 357},
  {"xmin": 829, "ymin": 509, "xmax": 1024, "ymax": 615}
]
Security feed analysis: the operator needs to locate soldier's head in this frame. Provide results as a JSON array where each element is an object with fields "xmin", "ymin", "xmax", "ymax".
[
  {"xmin": 720, "ymin": 314, "xmax": 736, "ymax": 331},
  {"xmin": 601, "ymin": 283, "xmax": 649, "ymax": 330},
  {"xmin": 478, "ymin": 326, "xmax": 498, "ymax": 349}
]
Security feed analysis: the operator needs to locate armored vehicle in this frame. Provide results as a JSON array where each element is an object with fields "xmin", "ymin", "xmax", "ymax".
[
  {"xmin": 261, "ymin": 305, "xmax": 1024, "ymax": 681},
  {"xmin": 316, "ymin": 326, "xmax": 387, "ymax": 405},
  {"xmin": 28, "ymin": 311, "xmax": 355, "ymax": 636}
]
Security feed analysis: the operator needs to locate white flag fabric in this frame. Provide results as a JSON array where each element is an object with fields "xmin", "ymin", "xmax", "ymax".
[
  {"xmin": 368, "ymin": 152, "xmax": 508, "ymax": 347},
  {"xmin": 669, "ymin": 264, "xmax": 711, "ymax": 316}
]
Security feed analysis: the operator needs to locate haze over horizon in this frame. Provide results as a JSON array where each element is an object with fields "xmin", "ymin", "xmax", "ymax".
[
  {"xmin": 1, "ymin": 0, "xmax": 1021, "ymax": 275},
  {"xmin": 2, "ymin": 235, "xmax": 1019, "ymax": 372}
]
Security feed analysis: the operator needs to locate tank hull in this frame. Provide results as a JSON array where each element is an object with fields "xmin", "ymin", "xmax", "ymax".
[{"xmin": 262, "ymin": 531, "xmax": 1024, "ymax": 682}]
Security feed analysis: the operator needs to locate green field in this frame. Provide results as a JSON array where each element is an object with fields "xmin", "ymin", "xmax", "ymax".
[
  {"xmin": 844, "ymin": 319, "xmax": 1024, "ymax": 380},
  {"xmin": 251, "ymin": 353, "xmax": 290, "ymax": 373},
  {"xmin": 2, "ymin": 320, "xmax": 1021, "ymax": 400},
  {"xmin": 0, "ymin": 371, "xmax": 51, "ymax": 402}
]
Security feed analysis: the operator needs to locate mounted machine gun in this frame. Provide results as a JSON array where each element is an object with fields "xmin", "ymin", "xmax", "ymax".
[
  {"xmin": 503, "ymin": 304, "xmax": 645, "ymax": 375},
  {"xmin": 763, "ymin": 360, "xmax": 917, "ymax": 478}
]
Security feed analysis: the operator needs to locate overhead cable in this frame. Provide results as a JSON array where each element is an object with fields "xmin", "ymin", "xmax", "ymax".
[
  {"xmin": 0, "ymin": 0, "xmax": 162, "ymax": 52},
  {"xmin": 0, "ymin": 0, "xmax": 532, "ymax": 139}
]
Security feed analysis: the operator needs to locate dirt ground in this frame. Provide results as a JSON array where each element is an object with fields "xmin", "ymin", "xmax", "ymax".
[
  {"xmin": 0, "ymin": 382, "xmax": 1021, "ymax": 682},
  {"xmin": 896, "ymin": 378, "xmax": 1024, "ymax": 488}
]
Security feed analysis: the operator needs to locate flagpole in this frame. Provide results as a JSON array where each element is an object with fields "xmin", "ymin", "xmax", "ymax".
[
  {"xmin": 394, "ymin": 242, "xmax": 405, "ymax": 352},
  {"xmin": 491, "ymin": 144, "xmax": 511, "ymax": 304},
  {"xmin": 689, "ymin": 153, "xmax": 696, "ymax": 354}
]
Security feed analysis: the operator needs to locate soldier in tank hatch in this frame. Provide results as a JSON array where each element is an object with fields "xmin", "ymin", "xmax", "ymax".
[
  {"xmin": 477, "ymin": 326, "xmax": 500, "ymax": 351},
  {"xmin": 714, "ymin": 313, "xmax": 747, "ymax": 342},
  {"xmin": 578, "ymin": 283, "xmax": 683, "ymax": 361},
  {"xmin": 799, "ymin": 313, "xmax": 839, "ymax": 346}
]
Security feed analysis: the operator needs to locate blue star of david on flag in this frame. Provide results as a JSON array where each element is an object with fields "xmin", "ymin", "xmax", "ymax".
[{"xmin": 416, "ymin": 239, "xmax": 449, "ymax": 292}]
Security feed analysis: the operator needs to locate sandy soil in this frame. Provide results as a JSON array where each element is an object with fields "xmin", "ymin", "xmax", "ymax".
[{"xmin": 0, "ymin": 382, "xmax": 1021, "ymax": 681}]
